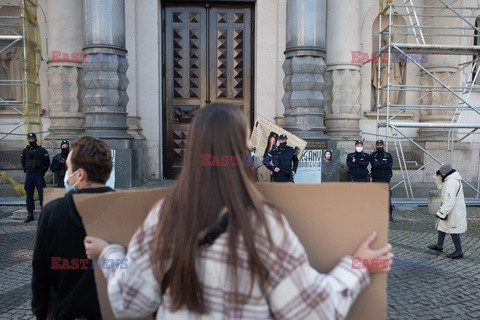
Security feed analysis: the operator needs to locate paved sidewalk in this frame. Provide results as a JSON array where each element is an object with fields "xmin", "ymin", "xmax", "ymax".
[{"xmin": 0, "ymin": 204, "xmax": 479, "ymax": 319}]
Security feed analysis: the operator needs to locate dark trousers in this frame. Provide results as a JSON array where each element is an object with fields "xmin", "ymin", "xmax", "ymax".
[
  {"xmin": 437, "ymin": 231, "xmax": 463, "ymax": 253},
  {"xmin": 372, "ymin": 179, "xmax": 393, "ymax": 219},
  {"xmin": 273, "ymin": 173, "xmax": 293, "ymax": 183},
  {"xmin": 348, "ymin": 176, "xmax": 369, "ymax": 182},
  {"xmin": 24, "ymin": 173, "xmax": 45, "ymax": 212}
]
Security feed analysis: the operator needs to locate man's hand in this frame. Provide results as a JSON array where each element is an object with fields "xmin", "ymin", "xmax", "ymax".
[
  {"xmin": 84, "ymin": 236, "xmax": 110, "ymax": 259},
  {"xmin": 274, "ymin": 167, "xmax": 280, "ymax": 173},
  {"xmin": 352, "ymin": 157, "xmax": 356, "ymax": 162},
  {"xmin": 291, "ymin": 170, "xmax": 296, "ymax": 177}
]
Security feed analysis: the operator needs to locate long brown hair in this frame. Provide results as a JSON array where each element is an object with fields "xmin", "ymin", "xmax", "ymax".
[{"xmin": 152, "ymin": 103, "xmax": 276, "ymax": 313}]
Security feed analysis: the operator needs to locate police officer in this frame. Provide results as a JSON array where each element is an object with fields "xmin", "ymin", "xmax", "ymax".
[
  {"xmin": 50, "ymin": 139, "xmax": 69, "ymax": 188},
  {"xmin": 346, "ymin": 140, "xmax": 370, "ymax": 182},
  {"xmin": 263, "ymin": 134, "xmax": 299, "ymax": 182},
  {"xmin": 370, "ymin": 139, "xmax": 394, "ymax": 221},
  {"xmin": 20, "ymin": 133, "xmax": 50, "ymax": 223}
]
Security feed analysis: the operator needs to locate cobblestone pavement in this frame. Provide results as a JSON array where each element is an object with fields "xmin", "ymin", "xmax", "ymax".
[{"xmin": 0, "ymin": 205, "xmax": 480, "ymax": 319}]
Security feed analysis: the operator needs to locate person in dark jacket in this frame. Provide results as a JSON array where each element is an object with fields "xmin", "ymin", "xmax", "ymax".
[
  {"xmin": 32, "ymin": 136, "xmax": 113, "ymax": 320},
  {"xmin": 263, "ymin": 134, "xmax": 299, "ymax": 182},
  {"xmin": 370, "ymin": 140, "xmax": 394, "ymax": 221},
  {"xmin": 50, "ymin": 140, "xmax": 70, "ymax": 188},
  {"xmin": 346, "ymin": 140, "xmax": 370, "ymax": 182},
  {"xmin": 20, "ymin": 133, "xmax": 50, "ymax": 223}
]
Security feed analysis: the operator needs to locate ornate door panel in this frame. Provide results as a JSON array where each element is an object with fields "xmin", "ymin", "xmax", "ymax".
[{"xmin": 164, "ymin": 3, "xmax": 253, "ymax": 178}]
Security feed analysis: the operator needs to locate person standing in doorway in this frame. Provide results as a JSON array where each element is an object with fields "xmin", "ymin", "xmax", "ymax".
[
  {"xmin": 50, "ymin": 139, "xmax": 70, "ymax": 188},
  {"xmin": 427, "ymin": 164, "xmax": 467, "ymax": 259},
  {"xmin": 346, "ymin": 140, "xmax": 370, "ymax": 182},
  {"xmin": 20, "ymin": 133, "xmax": 50, "ymax": 223},
  {"xmin": 370, "ymin": 140, "xmax": 394, "ymax": 221}
]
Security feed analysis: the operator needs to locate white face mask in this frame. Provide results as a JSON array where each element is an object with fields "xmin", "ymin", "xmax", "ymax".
[
  {"xmin": 64, "ymin": 170, "xmax": 79, "ymax": 192},
  {"xmin": 355, "ymin": 147, "xmax": 363, "ymax": 153}
]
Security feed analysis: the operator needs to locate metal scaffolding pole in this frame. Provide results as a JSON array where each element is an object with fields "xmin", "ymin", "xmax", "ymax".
[
  {"xmin": 0, "ymin": 0, "xmax": 42, "ymax": 143},
  {"xmin": 376, "ymin": 0, "xmax": 480, "ymax": 200}
]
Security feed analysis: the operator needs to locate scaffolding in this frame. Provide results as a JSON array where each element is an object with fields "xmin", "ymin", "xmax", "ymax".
[
  {"xmin": 0, "ymin": 0, "xmax": 42, "ymax": 143},
  {"xmin": 376, "ymin": 0, "xmax": 480, "ymax": 200}
]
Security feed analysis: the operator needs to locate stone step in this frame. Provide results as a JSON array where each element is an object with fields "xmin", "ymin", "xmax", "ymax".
[{"xmin": 11, "ymin": 208, "xmax": 41, "ymax": 221}]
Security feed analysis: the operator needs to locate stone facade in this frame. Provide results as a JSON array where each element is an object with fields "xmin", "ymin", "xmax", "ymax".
[{"xmin": 0, "ymin": 0, "xmax": 479, "ymax": 187}]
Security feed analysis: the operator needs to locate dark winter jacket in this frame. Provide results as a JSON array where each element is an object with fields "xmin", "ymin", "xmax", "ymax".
[
  {"xmin": 50, "ymin": 154, "xmax": 67, "ymax": 187},
  {"xmin": 370, "ymin": 150, "xmax": 393, "ymax": 182},
  {"xmin": 32, "ymin": 187, "xmax": 114, "ymax": 320},
  {"xmin": 21, "ymin": 145, "xmax": 50, "ymax": 174},
  {"xmin": 346, "ymin": 151, "xmax": 370, "ymax": 181},
  {"xmin": 263, "ymin": 145, "xmax": 299, "ymax": 180}
]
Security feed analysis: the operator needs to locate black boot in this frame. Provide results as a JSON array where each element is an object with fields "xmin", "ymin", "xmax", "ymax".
[
  {"xmin": 448, "ymin": 234, "xmax": 463, "ymax": 259},
  {"xmin": 427, "ymin": 244, "xmax": 443, "ymax": 252},
  {"xmin": 24, "ymin": 211, "xmax": 34, "ymax": 223}
]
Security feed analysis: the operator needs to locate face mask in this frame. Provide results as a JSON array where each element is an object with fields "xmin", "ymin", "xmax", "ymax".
[
  {"xmin": 29, "ymin": 141, "xmax": 37, "ymax": 148},
  {"xmin": 355, "ymin": 147, "xmax": 363, "ymax": 153},
  {"xmin": 61, "ymin": 148, "xmax": 69, "ymax": 157},
  {"xmin": 64, "ymin": 170, "xmax": 79, "ymax": 192},
  {"xmin": 376, "ymin": 147, "xmax": 384, "ymax": 153},
  {"xmin": 280, "ymin": 142, "xmax": 287, "ymax": 148}
]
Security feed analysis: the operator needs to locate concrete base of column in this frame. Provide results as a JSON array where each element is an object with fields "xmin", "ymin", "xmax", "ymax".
[
  {"xmin": 46, "ymin": 65, "xmax": 85, "ymax": 148},
  {"xmin": 105, "ymin": 138, "xmax": 144, "ymax": 188},
  {"xmin": 324, "ymin": 67, "xmax": 361, "ymax": 140}
]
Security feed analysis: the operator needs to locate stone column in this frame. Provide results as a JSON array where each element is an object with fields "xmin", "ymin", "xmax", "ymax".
[
  {"xmin": 324, "ymin": 0, "xmax": 361, "ymax": 140},
  {"xmin": 46, "ymin": 0, "xmax": 85, "ymax": 144},
  {"xmin": 419, "ymin": 0, "xmax": 460, "ymax": 137},
  {"xmin": 82, "ymin": 0, "xmax": 142, "ymax": 187},
  {"xmin": 282, "ymin": 0, "xmax": 328, "ymax": 143},
  {"xmin": 82, "ymin": 0, "xmax": 130, "ymax": 139}
]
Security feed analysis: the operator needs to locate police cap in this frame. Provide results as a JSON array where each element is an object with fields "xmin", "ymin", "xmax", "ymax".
[
  {"xmin": 354, "ymin": 140, "xmax": 363, "ymax": 145},
  {"xmin": 27, "ymin": 133, "xmax": 37, "ymax": 139},
  {"xmin": 376, "ymin": 139, "xmax": 384, "ymax": 145},
  {"xmin": 61, "ymin": 139, "xmax": 69, "ymax": 146},
  {"xmin": 279, "ymin": 134, "xmax": 288, "ymax": 140}
]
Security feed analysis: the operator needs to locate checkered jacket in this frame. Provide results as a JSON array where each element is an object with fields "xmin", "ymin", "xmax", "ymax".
[{"xmin": 100, "ymin": 202, "xmax": 370, "ymax": 320}]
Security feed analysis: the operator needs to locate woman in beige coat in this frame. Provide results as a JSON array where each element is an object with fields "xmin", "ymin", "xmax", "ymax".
[{"xmin": 427, "ymin": 164, "xmax": 467, "ymax": 259}]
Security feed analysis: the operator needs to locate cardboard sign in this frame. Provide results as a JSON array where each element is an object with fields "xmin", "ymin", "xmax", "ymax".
[
  {"xmin": 43, "ymin": 188, "xmax": 66, "ymax": 205},
  {"xmin": 74, "ymin": 183, "xmax": 389, "ymax": 320},
  {"xmin": 250, "ymin": 115, "xmax": 307, "ymax": 167}
]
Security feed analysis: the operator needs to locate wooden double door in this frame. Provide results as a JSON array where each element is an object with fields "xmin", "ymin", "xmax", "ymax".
[{"xmin": 163, "ymin": 2, "xmax": 254, "ymax": 178}]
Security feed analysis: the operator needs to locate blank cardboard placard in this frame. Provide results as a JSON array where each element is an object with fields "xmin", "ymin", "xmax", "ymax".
[
  {"xmin": 256, "ymin": 183, "xmax": 389, "ymax": 320},
  {"xmin": 43, "ymin": 188, "xmax": 66, "ymax": 206},
  {"xmin": 74, "ymin": 188, "xmax": 171, "ymax": 320},
  {"xmin": 74, "ymin": 183, "xmax": 389, "ymax": 320}
]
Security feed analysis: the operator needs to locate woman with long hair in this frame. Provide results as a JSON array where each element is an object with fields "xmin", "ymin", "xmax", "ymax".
[{"xmin": 85, "ymin": 103, "xmax": 393, "ymax": 319}]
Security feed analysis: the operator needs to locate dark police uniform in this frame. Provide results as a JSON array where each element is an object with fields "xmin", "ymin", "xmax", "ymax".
[
  {"xmin": 50, "ymin": 140, "xmax": 69, "ymax": 188},
  {"xmin": 21, "ymin": 138, "xmax": 50, "ymax": 214},
  {"xmin": 263, "ymin": 144, "xmax": 299, "ymax": 182},
  {"xmin": 370, "ymin": 141, "xmax": 393, "ymax": 219},
  {"xmin": 346, "ymin": 150, "xmax": 370, "ymax": 182},
  {"xmin": 370, "ymin": 149, "xmax": 393, "ymax": 182}
]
